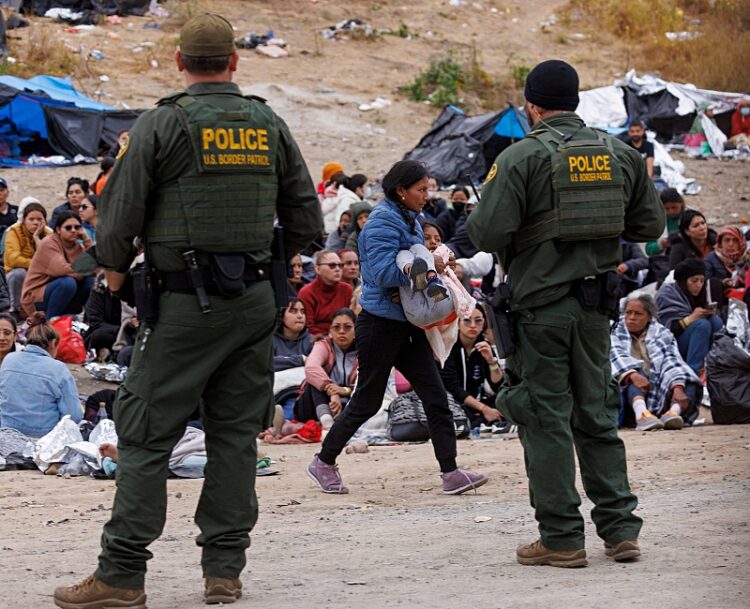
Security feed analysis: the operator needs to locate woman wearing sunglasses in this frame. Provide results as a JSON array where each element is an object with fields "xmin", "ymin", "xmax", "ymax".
[
  {"xmin": 298, "ymin": 249, "xmax": 353, "ymax": 336},
  {"xmin": 307, "ymin": 160, "xmax": 487, "ymax": 495},
  {"xmin": 79, "ymin": 195, "xmax": 99, "ymax": 243},
  {"xmin": 21, "ymin": 210, "xmax": 94, "ymax": 319}
]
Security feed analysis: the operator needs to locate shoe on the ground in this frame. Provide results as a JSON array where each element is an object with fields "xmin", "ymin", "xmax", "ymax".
[
  {"xmin": 478, "ymin": 423, "xmax": 494, "ymax": 433},
  {"xmin": 272, "ymin": 404, "xmax": 285, "ymax": 436},
  {"xmin": 441, "ymin": 468, "xmax": 488, "ymax": 495},
  {"xmin": 306, "ymin": 454, "xmax": 349, "ymax": 494},
  {"xmin": 492, "ymin": 421, "xmax": 519, "ymax": 438},
  {"xmin": 426, "ymin": 277, "xmax": 449, "ymax": 302},
  {"xmin": 53, "ymin": 575, "xmax": 146, "ymax": 609},
  {"xmin": 205, "ymin": 577, "xmax": 242, "ymax": 605},
  {"xmin": 635, "ymin": 412, "xmax": 664, "ymax": 431},
  {"xmin": 516, "ymin": 539, "xmax": 588, "ymax": 568},
  {"xmin": 604, "ymin": 539, "xmax": 641, "ymax": 562},
  {"xmin": 408, "ymin": 257, "xmax": 429, "ymax": 291},
  {"xmin": 660, "ymin": 412, "xmax": 684, "ymax": 430}
]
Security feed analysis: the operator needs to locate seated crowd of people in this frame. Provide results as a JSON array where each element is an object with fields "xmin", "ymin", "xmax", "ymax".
[{"xmin": 0, "ymin": 151, "xmax": 749, "ymax": 471}]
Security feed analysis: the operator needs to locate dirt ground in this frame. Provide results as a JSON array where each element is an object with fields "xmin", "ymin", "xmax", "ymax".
[{"xmin": 0, "ymin": 421, "xmax": 748, "ymax": 609}]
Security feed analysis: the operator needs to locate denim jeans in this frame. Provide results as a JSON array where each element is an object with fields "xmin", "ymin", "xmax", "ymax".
[
  {"xmin": 39, "ymin": 275, "xmax": 94, "ymax": 318},
  {"xmin": 676, "ymin": 315, "xmax": 723, "ymax": 374},
  {"xmin": 318, "ymin": 309, "xmax": 458, "ymax": 472}
]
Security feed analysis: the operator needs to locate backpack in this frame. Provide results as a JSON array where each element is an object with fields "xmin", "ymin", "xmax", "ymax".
[
  {"xmin": 706, "ymin": 333, "xmax": 750, "ymax": 424},
  {"xmin": 387, "ymin": 391, "xmax": 469, "ymax": 441}
]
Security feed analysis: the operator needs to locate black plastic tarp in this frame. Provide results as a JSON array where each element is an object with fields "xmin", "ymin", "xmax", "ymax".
[
  {"xmin": 6, "ymin": 0, "xmax": 150, "ymax": 16},
  {"xmin": 44, "ymin": 105, "xmax": 140, "ymax": 158}
]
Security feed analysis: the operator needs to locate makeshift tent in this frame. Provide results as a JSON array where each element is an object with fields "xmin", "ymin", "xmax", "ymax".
[
  {"xmin": 0, "ymin": 74, "xmax": 140, "ymax": 165},
  {"xmin": 576, "ymin": 70, "xmax": 746, "ymax": 143},
  {"xmin": 403, "ymin": 104, "xmax": 529, "ymax": 186}
]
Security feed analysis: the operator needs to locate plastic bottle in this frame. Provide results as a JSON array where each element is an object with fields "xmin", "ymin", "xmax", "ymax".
[
  {"xmin": 469, "ymin": 426, "xmax": 481, "ymax": 440},
  {"xmin": 97, "ymin": 401, "xmax": 108, "ymax": 423}
]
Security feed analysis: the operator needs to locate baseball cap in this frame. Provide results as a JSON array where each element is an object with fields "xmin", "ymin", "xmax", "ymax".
[
  {"xmin": 180, "ymin": 13, "xmax": 235, "ymax": 57},
  {"xmin": 0, "ymin": 178, "xmax": 7, "ymax": 189}
]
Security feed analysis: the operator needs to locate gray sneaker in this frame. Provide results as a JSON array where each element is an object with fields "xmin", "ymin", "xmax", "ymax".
[
  {"xmin": 635, "ymin": 413, "xmax": 664, "ymax": 431},
  {"xmin": 659, "ymin": 413, "xmax": 684, "ymax": 430},
  {"xmin": 306, "ymin": 454, "xmax": 349, "ymax": 494},
  {"xmin": 441, "ymin": 468, "xmax": 488, "ymax": 495}
]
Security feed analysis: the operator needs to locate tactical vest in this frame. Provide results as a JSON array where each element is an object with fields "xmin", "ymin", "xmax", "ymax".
[
  {"xmin": 145, "ymin": 92, "xmax": 279, "ymax": 253},
  {"xmin": 511, "ymin": 127, "xmax": 625, "ymax": 253}
]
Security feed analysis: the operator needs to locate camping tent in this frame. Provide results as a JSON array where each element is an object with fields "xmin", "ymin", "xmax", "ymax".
[
  {"xmin": 403, "ymin": 104, "xmax": 529, "ymax": 186},
  {"xmin": 0, "ymin": 74, "xmax": 140, "ymax": 165},
  {"xmin": 576, "ymin": 70, "xmax": 746, "ymax": 142}
]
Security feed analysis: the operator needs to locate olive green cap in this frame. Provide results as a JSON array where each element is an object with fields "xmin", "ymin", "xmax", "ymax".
[{"xmin": 179, "ymin": 13, "xmax": 235, "ymax": 57}]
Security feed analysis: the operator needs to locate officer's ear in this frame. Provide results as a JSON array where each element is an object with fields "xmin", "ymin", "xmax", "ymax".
[
  {"xmin": 229, "ymin": 51, "xmax": 239, "ymax": 73},
  {"xmin": 175, "ymin": 50, "xmax": 186, "ymax": 73}
]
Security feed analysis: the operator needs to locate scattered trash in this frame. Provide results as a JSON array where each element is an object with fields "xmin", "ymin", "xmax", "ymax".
[
  {"xmin": 359, "ymin": 97, "xmax": 391, "ymax": 112},
  {"xmin": 320, "ymin": 19, "xmax": 374, "ymax": 41},
  {"xmin": 107, "ymin": 31, "xmax": 121, "ymax": 40},
  {"xmin": 143, "ymin": 22, "xmax": 161, "ymax": 30},
  {"xmin": 276, "ymin": 499, "xmax": 301, "ymax": 507},
  {"xmin": 89, "ymin": 50, "xmax": 105, "ymax": 61},
  {"xmin": 150, "ymin": 59, "xmax": 158, "ymax": 69},
  {"xmin": 473, "ymin": 515, "xmax": 493, "ymax": 523},
  {"xmin": 149, "ymin": 0, "xmax": 169, "ymax": 18},
  {"xmin": 256, "ymin": 44, "xmax": 288, "ymax": 59},
  {"xmin": 345, "ymin": 440, "xmax": 369, "ymax": 454},
  {"xmin": 419, "ymin": 487, "xmax": 434, "ymax": 492},
  {"xmin": 84, "ymin": 362, "xmax": 127, "ymax": 383},
  {"xmin": 5, "ymin": 56, "xmax": 16, "ymax": 64},
  {"xmin": 665, "ymin": 31, "xmax": 702, "ymax": 41},
  {"xmin": 6, "ymin": 14, "xmax": 29, "ymax": 30},
  {"xmin": 448, "ymin": 0, "xmax": 466, "ymax": 6},
  {"xmin": 105, "ymin": 15, "xmax": 123, "ymax": 25},
  {"xmin": 46, "ymin": 8, "xmax": 85, "ymax": 22},
  {"xmin": 235, "ymin": 30, "xmax": 280, "ymax": 49},
  {"xmin": 99, "ymin": 75, "xmax": 110, "ymax": 82},
  {"xmin": 345, "ymin": 581, "xmax": 367, "ymax": 586}
]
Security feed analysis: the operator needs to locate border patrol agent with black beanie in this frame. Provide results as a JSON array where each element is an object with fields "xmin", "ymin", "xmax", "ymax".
[
  {"xmin": 467, "ymin": 60, "xmax": 664, "ymax": 567},
  {"xmin": 54, "ymin": 14, "xmax": 321, "ymax": 608}
]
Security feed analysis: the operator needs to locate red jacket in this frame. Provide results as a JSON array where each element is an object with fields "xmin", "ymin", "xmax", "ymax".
[
  {"xmin": 731, "ymin": 108, "xmax": 750, "ymax": 137},
  {"xmin": 298, "ymin": 277, "xmax": 353, "ymax": 335}
]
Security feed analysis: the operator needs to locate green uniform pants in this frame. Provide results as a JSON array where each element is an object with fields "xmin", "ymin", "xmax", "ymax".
[
  {"xmin": 96, "ymin": 282, "xmax": 276, "ymax": 589},
  {"xmin": 497, "ymin": 296, "xmax": 642, "ymax": 551}
]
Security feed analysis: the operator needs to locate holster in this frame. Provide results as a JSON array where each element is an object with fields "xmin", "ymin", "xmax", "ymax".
[
  {"xmin": 210, "ymin": 254, "xmax": 246, "ymax": 298},
  {"xmin": 572, "ymin": 271, "xmax": 622, "ymax": 320},
  {"xmin": 489, "ymin": 282, "xmax": 516, "ymax": 359},
  {"xmin": 131, "ymin": 262, "xmax": 160, "ymax": 323}
]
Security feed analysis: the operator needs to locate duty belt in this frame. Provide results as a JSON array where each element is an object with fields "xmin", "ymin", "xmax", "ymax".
[{"xmin": 159, "ymin": 263, "xmax": 271, "ymax": 296}]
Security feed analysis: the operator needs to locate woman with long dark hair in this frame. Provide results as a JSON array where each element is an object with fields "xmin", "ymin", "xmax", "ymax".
[{"xmin": 306, "ymin": 160, "xmax": 487, "ymax": 495}]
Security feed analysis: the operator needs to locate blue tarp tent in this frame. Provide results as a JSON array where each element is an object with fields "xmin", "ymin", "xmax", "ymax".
[
  {"xmin": 0, "ymin": 75, "xmax": 140, "ymax": 165},
  {"xmin": 404, "ymin": 104, "xmax": 529, "ymax": 186}
]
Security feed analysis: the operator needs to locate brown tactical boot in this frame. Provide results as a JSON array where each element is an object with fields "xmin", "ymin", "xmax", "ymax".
[
  {"xmin": 53, "ymin": 574, "xmax": 147, "ymax": 609},
  {"xmin": 516, "ymin": 539, "xmax": 588, "ymax": 568},
  {"xmin": 204, "ymin": 577, "xmax": 242, "ymax": 605},
  {"xmin": 604, "ymin": 539, "xmax": 641, "ymax": 562}
]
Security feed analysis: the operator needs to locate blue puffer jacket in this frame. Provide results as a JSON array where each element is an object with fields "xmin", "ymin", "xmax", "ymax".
[{"xmin": 359, "ymin": 198, "xmax": 423, "ymax": 321}]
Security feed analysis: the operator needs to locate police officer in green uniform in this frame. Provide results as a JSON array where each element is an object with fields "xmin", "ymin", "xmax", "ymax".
[
  {"xmin": 467, "ymin": 60, "xmax": 664, "ymax": 568},
  {"xmin": 54, "ymin": 14, "xmax": 321, "ymax": 608}
]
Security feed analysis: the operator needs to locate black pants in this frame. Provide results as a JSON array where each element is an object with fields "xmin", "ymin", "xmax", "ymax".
[
  {"xmin": 319, "ymin": 310, "xmax": 457, "ymax": 472},
  {"xmin": 294, "ymin": 384, "xmax": 331, "ymax": 422},
  {"xmin": 84, "ymin": 325, "xmax": 119, "ymax": 351}
]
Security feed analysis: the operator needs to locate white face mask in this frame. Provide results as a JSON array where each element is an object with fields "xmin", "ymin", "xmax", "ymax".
[
  {"xmin": 427, "ymin": 190, "xmax": 438, "ymax": 199},
  {"xmin": 741, "ymin": 107, "xmax": 750, "ymax": 117}
]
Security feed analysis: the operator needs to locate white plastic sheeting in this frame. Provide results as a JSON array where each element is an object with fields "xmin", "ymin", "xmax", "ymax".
[{"xmin": 576, "ymin": 86, "xmax": 628, "ymax": 128}]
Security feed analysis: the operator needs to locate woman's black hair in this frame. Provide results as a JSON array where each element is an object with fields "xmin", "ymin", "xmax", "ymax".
[
  {"xmin": 382, "ymin": 160, "xmax": 429, "ymax": 235},
  {"xmin": 451, "ymin": 185, "xmax": 470, "ymax": 200},
  {"xmin": 66, "ymin": 177, "xmax": 90, "ymax": 196},
  {"xmin": 659, "ymin": 187, "xmax": 684, "ymax": 205},
  {"xmin": 331, "ymin": 307, "xmax": 357, "ymax": 324},
  {"xmin": 277, "ymin": 297, "xmax": 306, "ymax": 331},
  {"xmin": 85, "ymin": 194, "xmax": 98, "ymax": 209},
  {"xmin": 54, "ymin": 210, "xmax": 82, "ymax": 231},
  {"xmin": 678, "ymin": 209, "xmax": 706, "ymax": 239},
  {"xmin": 0, "ymin": 312, "xmax": 17, "ymax": 332},
  {"xmin": 327, "ymin": 171, "xmax": 348, "ymax": 188},
  {"xmin": 420, "ymin": 220, "xmax": 444, "ymax": 241},
  {"xmin": 22, "ymin": 202, "xmax": 47, "ymax": 220},
  {"xmin": 345, "ymin": 173, "xmax": 368, "ymax": 192}
]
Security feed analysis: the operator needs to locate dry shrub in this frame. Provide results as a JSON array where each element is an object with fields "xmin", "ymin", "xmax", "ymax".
[
  {"xmin": 4, "ymin": 26, "xmax": 93, "ymax": 80},
  {"xmin": 565, "ymin": 0, "xmax": 750, "ymax": 91},
  {"xmin": 163, "ymin": 0, "xmax": 206, "ymax": 30}
]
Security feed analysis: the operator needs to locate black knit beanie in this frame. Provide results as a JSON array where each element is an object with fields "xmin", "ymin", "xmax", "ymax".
[
  {"xmin": 674, "ymin": 258, "xmax": 706, "ymax": 282},
  {"xmin": 524, "ymin": 60, "xmax": 579, "ymax": 111}
]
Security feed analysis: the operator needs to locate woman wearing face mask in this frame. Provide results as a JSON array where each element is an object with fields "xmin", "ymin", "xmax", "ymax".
[
  {"xmin": 669, "ymin": 209, "xmax": 717, "ymax": 270},
  {"xmin": 294, "ymin": 308, "xmax": 358, "ymax": 430},
  {"xmin": 49, "ymin": 177, "xmax": 89, "ymax": 229},
  {"xmin": 421, "ymin": 177, "xmax": 447, "ymax": 223},
  {"xmin": 21, "ymin": 211, "xmax": 94, "ymax": 319},
  {"xmin": 3, "ymin": 202, "xmax": 52, "ymax": 320},
  {"xmin": 306, "ymin": 160, "xmax": 487, "ymax": 495},
  {"xmin": 656, "ymin": 259, "xmax": 724, "ymax": 375},
  {"xmin": 435, "ymin": 185, "xmax": 469, "ymax": 242},
  {"xmin": 728, "ymin": 98, "xmax": 750, "ymax": 148}
]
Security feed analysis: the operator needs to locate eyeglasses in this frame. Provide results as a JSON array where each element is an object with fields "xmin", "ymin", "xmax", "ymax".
[
  {"xmin": 79, "ymin": 204, "xmax": 92, "ymax": 210},
  {"xmin": 62, "ymin": 224, "xmax": 82, "ymax": 231},
  {"xmin": 0, "ymin": 328, "xmax": 15, "ymax": 337},
  {"xmin": 461, "ymin": 317, "xmax": 484, "ymax": 326},
  {"xmin": 319, "ymin": 262, "xmax": 344, "ymax": 269},
  {"xmin": 331, "ymin": 323, "xmax": 354, "ymax": 331}
]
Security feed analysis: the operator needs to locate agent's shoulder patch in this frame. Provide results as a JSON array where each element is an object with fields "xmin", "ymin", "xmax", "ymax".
[{"xmin": 484, "ymin": 163, "xmax": 498, "ymax": 184}]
